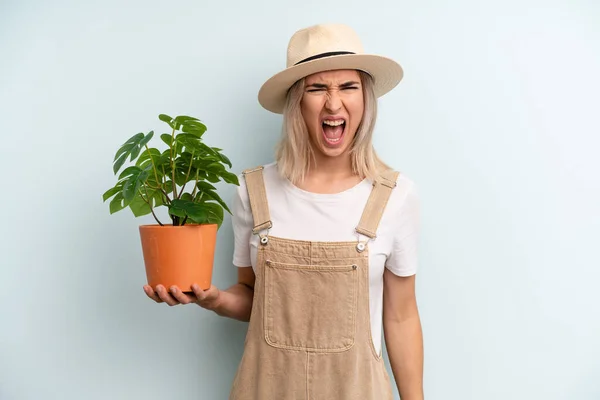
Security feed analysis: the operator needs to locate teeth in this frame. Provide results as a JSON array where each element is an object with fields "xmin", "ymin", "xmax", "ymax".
[{"xmin": 323, "ymin": 119, "xmax": 345, "ymax": 126}]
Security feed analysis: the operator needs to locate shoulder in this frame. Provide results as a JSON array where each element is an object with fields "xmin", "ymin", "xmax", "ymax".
[
  {"xmin": 370, "ymin": 170, "xmax": 420, "ymax": 244},
  {"xmin": 382, "ymin": 170, "xmax": 419, "ymax": 216}
]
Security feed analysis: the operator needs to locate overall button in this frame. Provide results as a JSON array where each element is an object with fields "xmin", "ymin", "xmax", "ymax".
[
  {"xmin": 260, "ymin": 236, "xmax": 269, "ymax": 245},
  {"xmin": 356, "ymin": 242, "xmax": 365, "ymax": 252}
]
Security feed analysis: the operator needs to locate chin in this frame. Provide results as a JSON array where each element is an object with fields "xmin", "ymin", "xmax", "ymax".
[{"xmin": 318, "ymin": 144, "xmax": 351, "ymax": 160}]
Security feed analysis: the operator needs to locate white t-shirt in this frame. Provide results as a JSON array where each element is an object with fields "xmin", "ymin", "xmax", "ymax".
[{"xmin": 231, "ymin": 162, "xmax": 419, "ymax": 355}]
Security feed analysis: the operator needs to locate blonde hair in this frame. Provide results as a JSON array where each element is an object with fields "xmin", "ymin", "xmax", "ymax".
[{"xmin": 274, "ymin": 70, "xmax": 391, "ymax": 184}]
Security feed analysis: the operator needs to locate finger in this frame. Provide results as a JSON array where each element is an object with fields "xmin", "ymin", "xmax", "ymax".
[
  {"xmin": 143, "ymin": 285, "xmax": 163, "ymax": 303},
  {"xmin": 192, "ymin": 284, "xmax": 220, "ymax": 306},
  {"xmin": 169, "ymin": 286, "xmax": 195, "ymax": 304},
  {"xmin": 202, "ymin": 285, "xmax": 220, "ymax": 301},
  {"xmin": 191, "ymin": 283, "xmax": 207, "ymax": 301},
  {"xmin": 155, "ymin": 285, "xmax": 180, "ymax": 306}
]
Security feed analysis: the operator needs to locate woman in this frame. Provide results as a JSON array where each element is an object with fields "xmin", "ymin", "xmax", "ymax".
[{"xmin": 144, "ymin": 23, "xmax": 424, "ymax": 400}]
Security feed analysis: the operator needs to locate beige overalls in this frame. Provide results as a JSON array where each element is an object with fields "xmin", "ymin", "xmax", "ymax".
[{"xmin": 229, "ymin": 166, "xmax": 400, "ymax": 400}]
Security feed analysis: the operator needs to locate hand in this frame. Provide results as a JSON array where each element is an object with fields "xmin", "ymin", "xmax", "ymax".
[{"xmin": 143, "ymin": 283, "xmax": 222, "ymax": 311}]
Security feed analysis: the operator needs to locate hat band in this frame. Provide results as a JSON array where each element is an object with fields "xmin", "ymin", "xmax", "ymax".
[{"xmin": 294, "ymin": 51, "xmax": 356, "ymax": 65}]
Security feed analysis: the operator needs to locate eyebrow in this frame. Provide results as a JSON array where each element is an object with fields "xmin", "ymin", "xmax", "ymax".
[{"xmin": 306, "ymin": 81, "xmax": 361, "ymax": 89}]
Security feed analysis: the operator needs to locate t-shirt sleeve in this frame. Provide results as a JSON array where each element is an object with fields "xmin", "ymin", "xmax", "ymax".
[
  {"xmin": 385, "ymin": 180, "xmax": 420, "ymax": 276},
  {"xmin": 231, "ymin": 178, "xmax": 253, "ymax": 267}
]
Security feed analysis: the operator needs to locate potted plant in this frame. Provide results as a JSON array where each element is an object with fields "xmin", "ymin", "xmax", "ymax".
[{"xmin": 102, "ymin": 114, "xmax": 239, "ymax": 292}]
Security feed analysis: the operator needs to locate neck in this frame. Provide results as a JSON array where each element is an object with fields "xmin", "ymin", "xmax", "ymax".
[
  {"xmin": 294, "ymin": 152, "xmax": 363, "ymax": 194},
  {"xmin": 308, "ymin": 153, "xmax": 354, "ymax": 179}
]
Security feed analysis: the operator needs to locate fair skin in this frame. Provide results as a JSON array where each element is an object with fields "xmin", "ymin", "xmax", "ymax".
[{"xmin": 143, "ymin": 69, "xmax": 423, "ymax": 399}]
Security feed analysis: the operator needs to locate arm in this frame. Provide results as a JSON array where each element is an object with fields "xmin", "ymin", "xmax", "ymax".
[
  {"xmin": 212, "ymin": 266, "xmax": 255, "ymax": 321},
  {"xmin": 383, "ymin": 269, "xmax": 424, "ymax": 400}
]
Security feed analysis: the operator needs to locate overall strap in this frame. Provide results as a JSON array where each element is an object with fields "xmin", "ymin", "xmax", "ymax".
[
  {"xmin": 355, "ymin": 169, "xmax": 400, "ymax": 239},
  {"xmin": 242, "ymin": 166, "xmax": 272, "ymax": 234}
]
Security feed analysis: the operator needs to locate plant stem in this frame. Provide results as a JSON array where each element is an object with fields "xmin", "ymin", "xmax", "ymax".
[
  {"xmin": 170, "ymin": 126, "xmax": 177, "ymax": 200},
  {"xmin": 145, "ymin": 182, "xmax": 171, "ymax": 204},
  {"xmin": 168, "ymin": 124, "xmax": 179, "ymax": 227},
  {"xmin": 178, "ymin": 149, "xmax": 195, "ymax": 198},
  {"xmin": 192, "ymin": 169, "xmax": 199, "ymax": 199},
  {"xmin": 143, "ymin": 144, "xmax": 171, "ymax": 206},
  {"xmin": 160, "ymin": 164, "xmax": 170, "ymax": 204},
  {"xmin": 139, "ymin": 186, "xmax": 163, "ymax": 226}
]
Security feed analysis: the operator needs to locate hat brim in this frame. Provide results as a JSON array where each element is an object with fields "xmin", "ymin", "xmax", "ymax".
[{"xmin": 257, "ymin": 53, "xmax": 404, "ymax": 114}]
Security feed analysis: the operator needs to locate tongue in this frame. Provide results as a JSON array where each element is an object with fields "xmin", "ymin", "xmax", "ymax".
[{"xmin": 323, "ymin": 124, "xmax": 343, "ymax": 139}]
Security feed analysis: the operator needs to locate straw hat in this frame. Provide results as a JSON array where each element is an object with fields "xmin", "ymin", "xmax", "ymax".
[{"xmin": 257, "ymin": 23, "xmax": 404, "ymax": 114}]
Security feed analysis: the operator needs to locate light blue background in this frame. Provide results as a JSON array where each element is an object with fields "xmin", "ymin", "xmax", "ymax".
[{"xmin": 1, "ymin": 0, "xmax": 599, "ymax": 399}]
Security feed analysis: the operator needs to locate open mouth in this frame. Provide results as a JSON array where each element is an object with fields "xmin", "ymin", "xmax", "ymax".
[{"xmin": 321, "ymin": 119, "xmax": 346, "ymax": 146}]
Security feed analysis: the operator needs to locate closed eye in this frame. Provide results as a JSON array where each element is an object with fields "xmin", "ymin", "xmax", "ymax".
[
  {"xmin": 305, "ymin": 80, "xmax": 361, "ymax": 93},
  {"xmin": 306, "ymin": 86, "xmax": 359, "ymax": 92}
]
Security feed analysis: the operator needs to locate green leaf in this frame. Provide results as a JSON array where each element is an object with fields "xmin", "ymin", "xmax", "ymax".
[
  {"xmin": 190, "ymin": 157, "xmax": 217, "ymax": 171},
  {"xmin": 139, "ymin": 130, "xmax": 154, "ymax": 148},
  {"xmin": 176, "ymin": 134, "xmax": 202, "ymax": 153},
  {"xmin": 205, "ymin": 173, "xmax": 220, "ymax": 183},
  {"xmin": 163, "ymin": 179, "xmax": 176, "ymax": 194},
  {"xmin": 219, "ymin": 170, "xmax": 239, "ymax": 185},
  {"xmin": 136, "ymin": 147, "xmax": 162, "ymax": 168},
  {"xmin": 168, "ymin": 199, "xmax": 224, "ymax": 227},
  {"xmin": 129, "ymin": 185, "xmax": 165, "ymax": 217},
  {"xmin": 204, "ymin": 162, "xmax": 225, "ymax": 173},
  {"xmin": 180, "ymin": 192, "xmax": 194, "ymax": 202},
  {"xmin": 202, "ymin": 201, "xmax": 224, "ymax": 227},
  {"xmin": 174, "ymin": 169, "xmax": 190, "ymax": 187},
  {"xmin": 119, "ymin": 166, "xmax": 151, "ymax": 201},
  {"xmin": 112, "ymin": 131, "xmax": 154, "ymax": 175},
  {"xmin": 169, "ymin": 199, "xmax": 207, "ymax": 221},
  {"xmin": 109, "ymin": 191, "xmax": 130, "ymax": 214},
  {"xmin": 113, "ymin": 133, "xmax": 142, "ymax": 174},
  {"xmin": 160, "ymin": 149, "xmax": 176, "ymax": 166},
  {"xmin": 159, "ymin": 114, "xmax": 174, "ymax": 128},
  {"xmin": 161, "ymin": 134, "xmax": 174, "ymax": 147},
  {"xmin": 196, "ymin": 185, "xmax": 232, "ymax": 214},
  {"xmin": 128, "ymin": 191, "xmax": 152, "ymax": 217},
  {"xmin": 196, "ymin": 181, "xmax": 217, "ymax": 192},
  {"xmin": 181, "ymin": 121, "xmax": 207, "ymax": 138},
  {"xmin": 176, "ymin": 134, "xmax": 220, "ymax": 158},
  {"xmin": 102, "ymin": 184, "xmax": 122, "ymax": 202},
  {"xmin": 173, "ymin": 115, "xmax": 200, "ymax": 130},
  {"xmin": 196, "ymin": 170, "xmax": 208, "ymax": 180},
  {"xmin": 212, "ymin": 147, "xmax": 232, "ymax": 168},
  {"xmin": 198, "ymin": 162, "xmax": 239, "ymax": 185}
]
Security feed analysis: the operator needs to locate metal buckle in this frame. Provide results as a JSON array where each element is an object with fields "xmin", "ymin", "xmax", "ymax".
[
  {"xmin": 252, "ymin": 220, "xmax": 273, "ymax": 235},
  {"xmin": 375, "ymin": 176, "xmax": 397, "ymax": 189}
]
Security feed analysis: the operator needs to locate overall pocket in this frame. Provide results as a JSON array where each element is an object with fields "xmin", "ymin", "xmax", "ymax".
[{"xmin": 264, "ymin": 260, "xmax": 359, "ymax": 352}]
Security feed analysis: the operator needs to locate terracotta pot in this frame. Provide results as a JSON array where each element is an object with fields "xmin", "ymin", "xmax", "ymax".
[{"xmin": 139, "ymin": 223, "xmax": 218, "ymax": 292}]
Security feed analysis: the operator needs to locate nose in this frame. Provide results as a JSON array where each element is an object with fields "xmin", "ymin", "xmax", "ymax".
[{"xmin": 325, "ymin": 90, "xmax": 342, "ymax": 113}]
